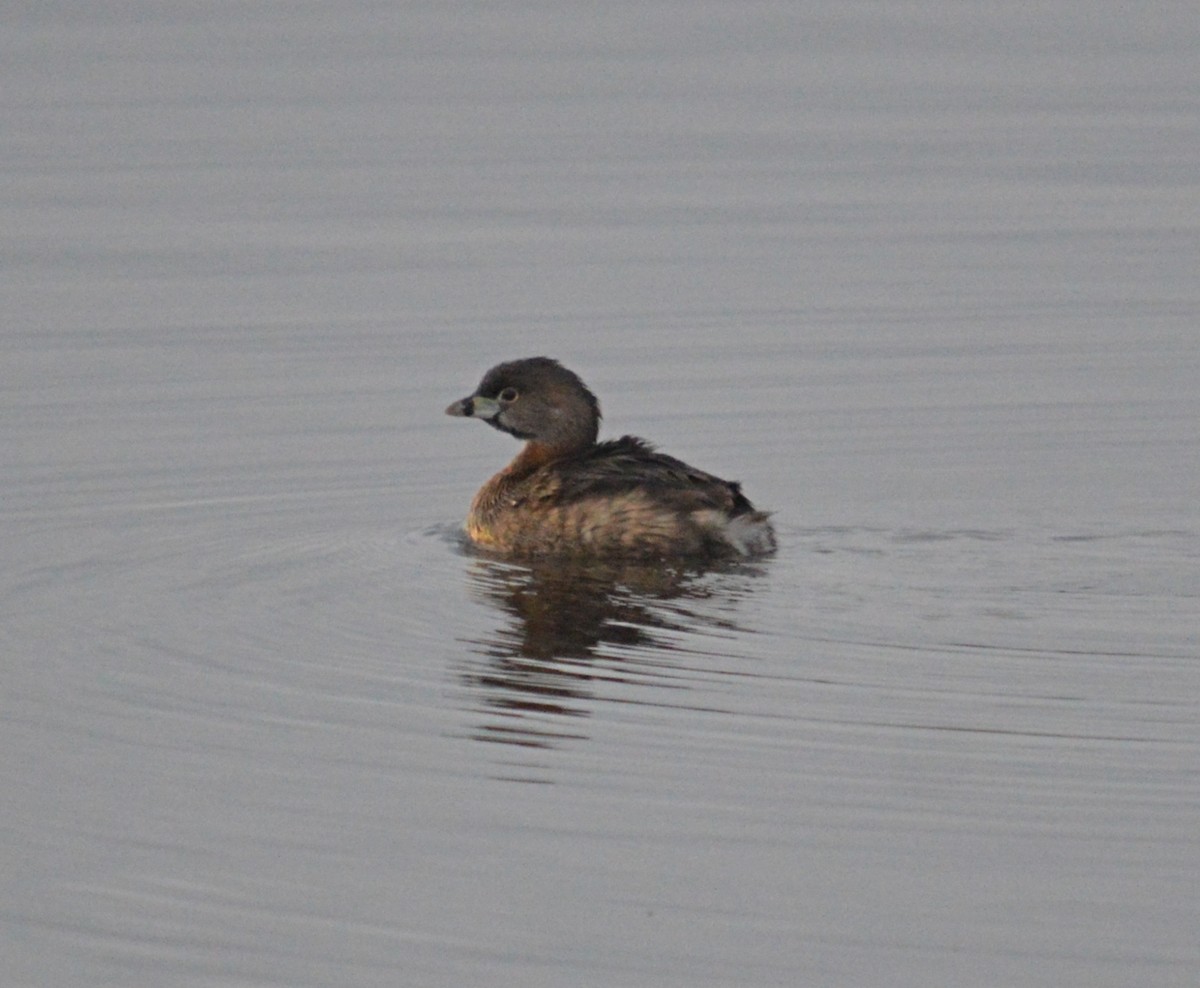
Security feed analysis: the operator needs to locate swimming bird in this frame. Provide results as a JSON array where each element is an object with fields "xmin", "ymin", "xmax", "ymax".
[{"xmin": 446, "ymin": 357, "xmax": 775, "ymax": 558}]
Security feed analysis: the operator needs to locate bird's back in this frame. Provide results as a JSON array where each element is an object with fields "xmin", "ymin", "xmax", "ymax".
[{"xmin": 468, "ymin": 436, "xmax": 774, "ymax": 558}]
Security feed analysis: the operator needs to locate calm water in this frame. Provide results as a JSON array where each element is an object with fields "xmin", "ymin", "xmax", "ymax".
[{"xmin": 4, "ymin": 3, "xmax": 1199, "ymax": 986}]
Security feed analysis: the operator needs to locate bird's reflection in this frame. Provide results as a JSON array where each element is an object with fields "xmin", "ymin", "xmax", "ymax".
[{"xmin": 456, "ymin": 552, "xmax": 768, "ymax": 755}]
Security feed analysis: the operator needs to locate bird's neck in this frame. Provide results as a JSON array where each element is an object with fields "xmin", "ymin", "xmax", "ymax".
[{"xmin": 505, "ymin": 440, "xmax": 572, "ymax": 478}]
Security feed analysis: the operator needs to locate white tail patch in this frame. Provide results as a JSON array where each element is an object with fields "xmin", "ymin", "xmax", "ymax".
[{"xmin": 693, "ymin": 510, "xmax": 776, "ymax": 557}]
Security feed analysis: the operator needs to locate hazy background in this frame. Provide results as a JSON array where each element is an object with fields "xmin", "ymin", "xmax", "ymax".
[{"xmin": 4, "ymin": 3, "xmax": 1198, "ymax": 986}]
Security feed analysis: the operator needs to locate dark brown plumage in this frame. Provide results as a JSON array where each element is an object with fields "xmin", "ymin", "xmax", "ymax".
[{"xmin": 446, "ymin": 357, "xmax": 775, "ymax": 558}]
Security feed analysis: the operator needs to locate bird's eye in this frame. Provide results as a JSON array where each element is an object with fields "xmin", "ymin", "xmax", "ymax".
[{"xmin": 498, "ymin": 387, "xmax": 518, "ymax": 403}]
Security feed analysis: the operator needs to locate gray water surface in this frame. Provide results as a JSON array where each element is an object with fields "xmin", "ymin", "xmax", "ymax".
[{"xmin": 4, "ymin": 4, "xmax": 1199, "ymax": 986}]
